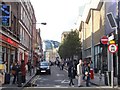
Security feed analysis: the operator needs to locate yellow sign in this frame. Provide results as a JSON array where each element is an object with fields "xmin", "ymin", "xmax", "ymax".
[{"xmin": 109, "ymin": 40, "xmax": 115, "ymax": 44}]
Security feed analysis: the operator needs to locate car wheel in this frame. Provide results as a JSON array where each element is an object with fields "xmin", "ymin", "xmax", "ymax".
[
  {"xmin": 36, "ymin": 70, "xmax": 40, "ymax": 75},
  {"xmin": 48, "ymin": 70, "xmax": 51, "ymax": 75}
]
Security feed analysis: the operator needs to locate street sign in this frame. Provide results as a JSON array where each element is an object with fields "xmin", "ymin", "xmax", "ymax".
[
  {"xmin": 0, "ymin": 4, "xmax": 11, "ymax": 27},
  {"xmin": 108, "ymin": 44, "xmax": 118, "ymax": 53},
  {"xmin": 109, "ymin": 40, "xmax": 115, "ymax": 44},
  {"xmin": 101, "ymin": 36, "xmax": 108, "ymax": 44},
  {"xmin": 106, "ymin": 12, "xmax": 117, "ymax": 29}
]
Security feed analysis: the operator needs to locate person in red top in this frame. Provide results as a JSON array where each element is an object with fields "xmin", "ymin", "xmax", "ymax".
[{"xmin": 21, "ymin": 60, "xmax": 26, "ymax": 83}]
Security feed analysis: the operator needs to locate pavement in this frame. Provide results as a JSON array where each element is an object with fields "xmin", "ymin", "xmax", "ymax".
[
  {"xmin": 1, "ymin": 69, "xmax": 36, "ymax": 88},
  {"xmin": 1, "ymin": 65, "xmax": 118, "ymax": 88},
  {"xmin": 90, "ymin": 73, "xmax": 118, "ymax": 87},
  {"xmin": 63, "ymin": 65, "xmax": 118, "ymax": 87}
]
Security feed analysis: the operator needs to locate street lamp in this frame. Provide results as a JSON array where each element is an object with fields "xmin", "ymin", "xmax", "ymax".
[
  {"xmin": 41, "ymin": 22, "xmax": 47, "ymax": 25},
  {"xmin": 31, "ymin": 22, "xmax": 47, "ymax": 73},
  {"xmin": 32, "ymin": 22, "xmax": 47, "ymax": 25}
]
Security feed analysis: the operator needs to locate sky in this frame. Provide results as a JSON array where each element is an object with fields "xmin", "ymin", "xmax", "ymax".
[{"xmin": 30, "ymin": 0, "xmax": 88, "ymax": 42}]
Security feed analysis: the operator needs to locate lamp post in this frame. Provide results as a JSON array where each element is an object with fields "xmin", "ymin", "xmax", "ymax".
[{"xmin": 31, "ymin": 22, "xmax": 47, "ymax": 73}]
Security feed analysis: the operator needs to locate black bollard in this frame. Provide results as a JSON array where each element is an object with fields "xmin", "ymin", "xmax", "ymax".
[{"xmin": 18, "ymin": 72, "xmax": 22, "ymax": 87}]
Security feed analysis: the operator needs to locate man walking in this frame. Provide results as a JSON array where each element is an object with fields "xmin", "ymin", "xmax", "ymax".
[{"xmin": 77, "ymin": 59, "xmax": 83, "ymax": 87}]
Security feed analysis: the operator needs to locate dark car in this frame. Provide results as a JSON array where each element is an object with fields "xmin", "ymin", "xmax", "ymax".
[{"xmin": 36, "ymin": 61, "xmax": 51, "ymax": 75}]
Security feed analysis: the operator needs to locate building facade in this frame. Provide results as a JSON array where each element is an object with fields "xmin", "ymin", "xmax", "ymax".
[
  {"xmin": 0, "ymin": 2, "xmax": 20, "ymax": 73},
  {"xmin": 78, "ymin": 0, "xmax": 118, "ymax": 77},
  {"xmin": 43, "ymin": 40, "xmax": 60, "ymax": 62},
  {"xmin": 0, "ymin": 0, "xmax": 42, "ymax": 73}
]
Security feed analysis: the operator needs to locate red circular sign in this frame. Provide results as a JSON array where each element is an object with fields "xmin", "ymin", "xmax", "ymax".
[
  {"xmin": 108, "ymin": 44, "xmax": 118, "ymax": 53},
  {"xmin": 101, "ymin": 36, "xmax": 108, "ymax": 44}
]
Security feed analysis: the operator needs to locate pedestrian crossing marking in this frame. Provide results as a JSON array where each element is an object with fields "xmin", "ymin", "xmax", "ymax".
[
  {"xmin": 56, "ymin": 74, "xmax": 64, "ymax": 76},
  {"xmin": 61, "ymin": 80, "xmax": 70, "ymax": 83},
  {"xmin": 54, "ymin": 80, "xmax": 62, "ymax": 82}
]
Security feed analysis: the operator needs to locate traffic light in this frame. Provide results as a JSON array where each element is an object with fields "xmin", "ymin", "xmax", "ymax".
[{"xmin": 0, "ymin": 4, "xmax": 11, "ymax": 27}]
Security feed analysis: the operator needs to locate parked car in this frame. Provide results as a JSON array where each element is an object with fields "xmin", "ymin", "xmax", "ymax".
[{"xmin": 36, "ymin": 61, "xmax": 51, "ymax": 75}]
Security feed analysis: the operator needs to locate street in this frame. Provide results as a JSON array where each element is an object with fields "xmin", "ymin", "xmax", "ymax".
[
  {"xmin": 27, "ymin": 65, "xmax": 96, "ymax": 87},
  {"xmin": 22, "ymin": 66, "xmax": 119, "ymax": 90}
]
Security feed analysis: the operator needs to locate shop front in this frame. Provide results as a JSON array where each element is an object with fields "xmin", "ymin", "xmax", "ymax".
[{"xmin": 0, "ymin": 34, "xmax": 19, "ymax": 73}]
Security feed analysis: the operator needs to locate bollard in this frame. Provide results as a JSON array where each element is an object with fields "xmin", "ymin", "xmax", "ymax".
[{"xmin": 18, "ymin": 71, "xmax": 22, "ymax": 87}]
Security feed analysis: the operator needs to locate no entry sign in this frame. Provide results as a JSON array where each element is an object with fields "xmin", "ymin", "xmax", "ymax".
[{"xmin": 101, "ymin": 36, "xmax": 108, "ymax": 44}]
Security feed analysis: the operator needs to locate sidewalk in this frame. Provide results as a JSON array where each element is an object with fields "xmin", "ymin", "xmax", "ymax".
[
  {"xmin": 90, "ymin": 73, "xmax": 118, "ymax": 86},
  {"xmin": 64, "ymin": 65, "xmax": 118, "ymax": 87},
  {"xmin": 2, "ymin": 69, "xmax": 36, "ymax": 88}
]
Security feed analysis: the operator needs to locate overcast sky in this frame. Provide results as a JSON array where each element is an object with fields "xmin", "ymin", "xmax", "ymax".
[{"xmin": 30, "ymin": 0, "xmax": 88, "ymax": 42}]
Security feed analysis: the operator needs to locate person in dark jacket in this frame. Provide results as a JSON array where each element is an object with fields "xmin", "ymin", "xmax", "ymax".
[
  {"xmin": 82, "ymin": 63, "xmax": 87, "ymax": 80},
  {"xmin": 21, "ymin": 60, "xmax": 26, "ymax": 83},
  {"xmin": 85, "ymin": 63, "xmax": 91, "ymax": 87},
  {"xmin": 16, "ymin": 62, "xmax": 20, "ymax": 84},
  {"xmin": 68, "ymin": 61, "xmax": 75, "ymax": 86},
  {"xmin": 27, "ymin": 60, "xmax": 31, "ymax": 76}
]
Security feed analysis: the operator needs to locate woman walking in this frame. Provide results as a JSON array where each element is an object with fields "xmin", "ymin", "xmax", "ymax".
[
  {"xmin": 68, "ymin": 60, "xmax": 75, "ymax": 86},
  {"xmin": 85, "ymin": 63, "xmax": 91, "ymax": 87},
  {"xmin": 11, "ymin": 62, "xmax": 17, "ymax": 84}
]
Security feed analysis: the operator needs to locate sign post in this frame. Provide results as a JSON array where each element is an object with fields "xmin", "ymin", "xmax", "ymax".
[
  {"xmin": 0, "ymin": 4, "xmax": 11, "ymax": 27},
  {"xmin": 108, "ymin": 44, "xmax": 118, "ymax": 88}
]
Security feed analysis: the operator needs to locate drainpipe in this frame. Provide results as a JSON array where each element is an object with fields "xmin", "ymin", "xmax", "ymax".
[{"xmin": 91, "ymin": 9, "xmax": 94, "ymax": 69}]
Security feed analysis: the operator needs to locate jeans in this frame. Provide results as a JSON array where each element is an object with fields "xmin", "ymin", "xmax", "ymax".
[
  {"xmin": 13, "ymin": 75, "xmax": 16, "ymax": 84},
  {"xmin": 69, "ymin": 77, "xmax": 74, "ymax": 86},
  {"xmin": 78, "ymin": 75, "xmax": 82, "ymax": 86},
  {"xmin": 86, "ymin": 75, "xmax": 90, "ymax": 87}
]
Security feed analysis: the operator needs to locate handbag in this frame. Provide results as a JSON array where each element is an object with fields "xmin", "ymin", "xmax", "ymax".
[
  {"xmin": 85, "ymin": 71, "xmax": 88, "ymax": 75},
  {"xmin": 11, "ymin": 70, "xmax": 16, "ymax": 75}
]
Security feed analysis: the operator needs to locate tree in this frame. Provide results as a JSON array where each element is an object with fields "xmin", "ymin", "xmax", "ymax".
[{"xmin": 58, "ymin": 30, "xmax": 82, "ymax": 60}]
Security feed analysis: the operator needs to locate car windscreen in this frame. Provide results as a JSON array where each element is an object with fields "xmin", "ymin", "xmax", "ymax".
[{"xmin": 40, "ymin": 62, "xmax": 49, "ymax": 66}]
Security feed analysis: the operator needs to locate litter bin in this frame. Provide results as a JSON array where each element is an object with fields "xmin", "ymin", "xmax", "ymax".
[
  {"xmin": 18, "ymin": 71, "xmax": 22, "ymax": 87},
  {"xmin": 90, "ymin": 68, "xmax": 94, "ymax": 79}
]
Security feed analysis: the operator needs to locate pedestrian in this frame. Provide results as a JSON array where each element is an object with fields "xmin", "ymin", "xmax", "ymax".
[
  {"xmin": 82, "ymin": 62, "xmax": 87, "ymax": 81},
  {"xmin": 20, "ymin": 60, "xmax": 26, "ymax": 83},
  {"xmin": 27, "ymin": 60, "xmax": 31, "ymax": 76},
  {"xmin": 3, "ymin": 61, "xmax": 7, "ymax": 84},
  {"xmin": 3, "ymin": 61, "xmax": 7, "ymax": 74},
  {"xmin": 11, "ymin": 62, "xmax": 17, "ymax": 84},
  {"xmin": 73, "ymin": 60, "xmax": 77, "ymax": 76},
  {"xmin": 68, "ymin": 60, "xmax": 75, "ymax": 86},
  {"xmin": 61, "ymin": 61, "xmax": 64, "ymax": 70},
  {"xmin": 77, "ymin": 59, "xmax": 83, "ymax": 87},
  {"xmin": 16, "ymin": 62, "xmax": 20, "ymax": 84},
  {"xmin": 60, "ymin": 60, "xmax": 64, "ymax": 70},
  {"xmin": 85, "ymin": 63, "xmax": 91, "ymax": 87}
]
